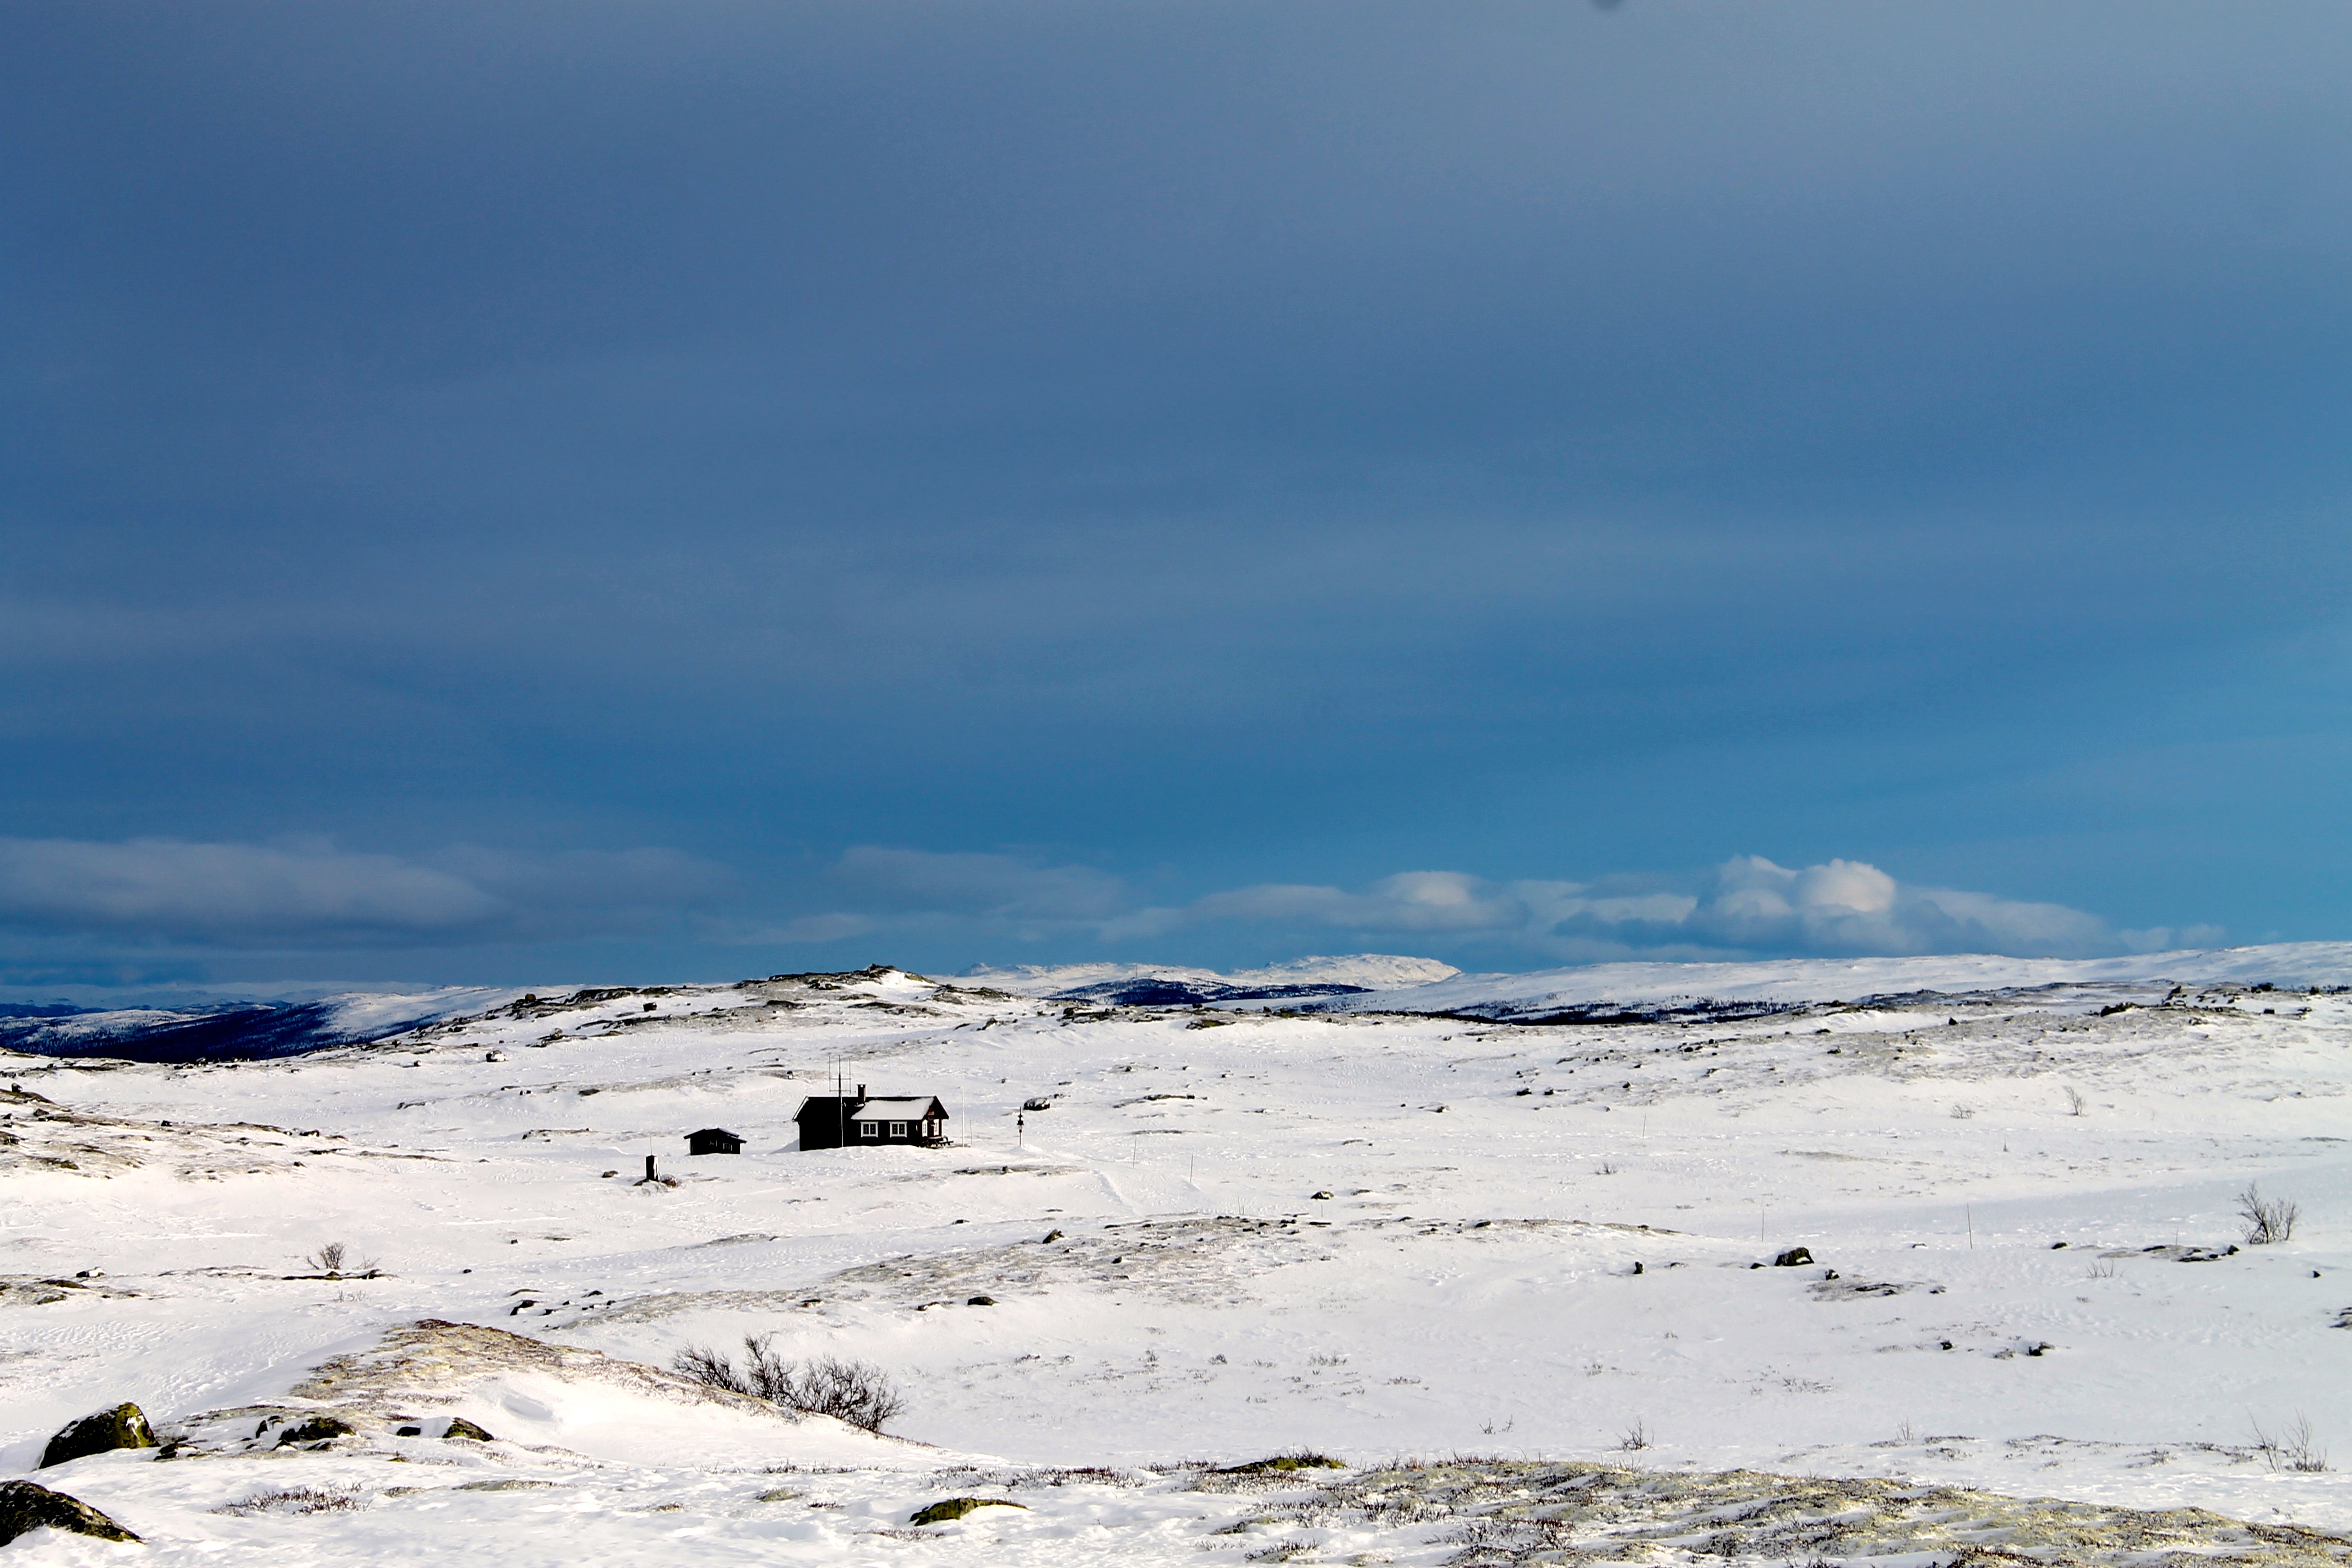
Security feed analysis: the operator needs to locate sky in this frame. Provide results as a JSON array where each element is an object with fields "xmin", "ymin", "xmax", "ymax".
[{"xmin": 4, "ymin": 2, "xmax": 2350, "ymax": 997}]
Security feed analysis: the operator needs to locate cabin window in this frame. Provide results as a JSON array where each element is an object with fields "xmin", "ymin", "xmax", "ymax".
[
  {"xmin": 858, "ymin": 1121, "xmax": 878, "ymax": 1137},
  {"xmin": 889, "ymin": 1121, "xmax": 907, "ymax": 1137}
]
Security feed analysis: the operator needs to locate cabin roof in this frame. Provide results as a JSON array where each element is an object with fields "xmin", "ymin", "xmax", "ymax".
[
  {"xmin": 688, "ymin": 1126, "xmax": 742, "ymax": 1139},
  {"xmin": 791, "ymin": 1094, "xmax": 948, "ymax": 1121}
]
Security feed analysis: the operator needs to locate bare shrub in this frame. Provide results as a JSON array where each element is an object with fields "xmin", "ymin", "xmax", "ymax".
[
  {"xmin": 2250, "ymin": 1412, "xmax": 2328, "ymax": 1472},
  {"xmin": 1618, "ymin": 1418, "xmax": 1651, "ymax": 1451},
  {"xmin": 2063, "ymin": 1087, "xmax": 2087, "ymax": 1117},
  {"xmin": 2237, "ymin": 1183, "xmax": 2299, "ymax": 1246},
  {"xmin": 302, "ymin": 1242, "xmax": 374, "ymax": 1275},
  {"xmin": 216, "ymin": 1488, "xmax": 364, "ymax": 1516},
  {"xmin": 674, "ymin": 1335, "xmax": 906, "ymax": 1433}
]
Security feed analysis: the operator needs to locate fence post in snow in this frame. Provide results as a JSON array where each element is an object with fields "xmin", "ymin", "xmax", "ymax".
[{"xmin": 644, "ymin": 1155, "xmax": 657, "ymax": 1183}]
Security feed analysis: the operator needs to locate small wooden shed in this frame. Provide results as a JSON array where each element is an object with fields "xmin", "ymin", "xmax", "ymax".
[{"xmin": 686, "ymin": 1127, "xmax": 744, "ymax": 1156}]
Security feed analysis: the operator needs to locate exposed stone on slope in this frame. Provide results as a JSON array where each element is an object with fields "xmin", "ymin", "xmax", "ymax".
[
  {"xmin": 0, "ymin": 1479, "xmax": 140, "ymax": 1544},
  {"xmin": 40, "ymin": 1402, "xmax": 157, "ymax": 1467},
  {"xmin": 910, "ymin": 1495, "xmax": 1026, "ymax": 1526}
]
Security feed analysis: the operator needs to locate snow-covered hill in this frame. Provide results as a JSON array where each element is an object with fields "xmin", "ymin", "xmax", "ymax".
[
  {"xmin": 7, "ymin": 950, "xmax": 2352, "ymax": 1562},
  {"xmin": 1279, "ymin": 941, "xmax": 2352, "ymax": 1020},
  {"xmin": 965, "ymin": 952, "xmax": 1461, "ymax": 1004}
]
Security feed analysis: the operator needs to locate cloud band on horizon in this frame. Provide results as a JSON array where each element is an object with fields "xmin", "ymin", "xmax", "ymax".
[{"xmin": 0, "ymin": 835, "xmax": 2222, "ymax": 976}]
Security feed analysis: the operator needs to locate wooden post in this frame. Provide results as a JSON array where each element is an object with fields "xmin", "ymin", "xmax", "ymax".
[{"xmin": 644, "ymin": 1155, "xmax": 657, "ymax": 1183}]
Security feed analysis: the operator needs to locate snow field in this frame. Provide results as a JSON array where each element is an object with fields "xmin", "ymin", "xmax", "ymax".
[{"xmin": 6, "ymin": 959, "xmax": 2352, "ymax": 1561}]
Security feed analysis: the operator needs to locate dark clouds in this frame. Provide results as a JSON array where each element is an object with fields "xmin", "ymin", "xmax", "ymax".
[
  {"xmin": 2, "ymin": 2, "xmax": 2348, "ymax": 986},
  {"xmin": 0, "ymin": 837, "xmax": 728, "ymax": 949}
]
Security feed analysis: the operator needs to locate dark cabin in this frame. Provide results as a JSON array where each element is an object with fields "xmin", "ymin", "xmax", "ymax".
[
  {"xmin": 686, "ymin": 1127, "xmax": 744, "ymax": 1156},
  {"xmin": 793, "ymin": 1086, "xmax": 949, "ymax": 1150}
]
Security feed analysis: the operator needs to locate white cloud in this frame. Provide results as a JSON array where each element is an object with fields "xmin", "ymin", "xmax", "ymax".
[
  {"xmin": 0, "ymin": 836, "xmax": 729, "ymax": 949},
  {"xmin": 1677, "ymin": 857, "xmax": 2110, "ymax": 956},
  {"xmin": 15, "ymin": 833, "xmax": 2199, "ymax": 967},
  {"xmin": 1192, "ymin": 871, "xmax": 1523, "ymax": 933},
  {"xmin": 1126, "ymin": 854, "xmax": 2180, "ymax": 961}
]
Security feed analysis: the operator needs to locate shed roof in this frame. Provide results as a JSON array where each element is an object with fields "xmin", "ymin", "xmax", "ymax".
[{"xmin": 688, "ymin": 1126, "xmax": 742, "ymax": 1139}]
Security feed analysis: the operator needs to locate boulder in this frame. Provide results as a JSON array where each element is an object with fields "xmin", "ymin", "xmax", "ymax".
[
  {"xmin": 444, "ymin": 1417, "xmax": 496, "ymax": 1442},
  {"xmin": 40, "ymin": 1403, "xmax": 157, "ymax": 1468},
  {"xmin": 275, "ymin": 1414, "xmax": 356, "ymax": 1447},
  {"xmin": 1772, "ymin": 1246, "xmax": 1814, "ymax": 1267},
  {"xmin": 0, "ymin": 1479, "xmax": 140, "ymax": 1545},
  {"xmin": 910, "ymin": 1496, "xmax": 1027, "ymax": 1526}
]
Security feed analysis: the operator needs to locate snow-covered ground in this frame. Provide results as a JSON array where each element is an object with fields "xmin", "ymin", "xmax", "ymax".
[{"xmin": 8, "ymin": 949, "xmax": 2352, "ymax": 1563}]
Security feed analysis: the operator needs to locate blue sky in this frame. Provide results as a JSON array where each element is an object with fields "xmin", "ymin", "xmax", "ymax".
[{"xmin": 4, "ymin": 2, "xmax": 2349, "ymax": 994}]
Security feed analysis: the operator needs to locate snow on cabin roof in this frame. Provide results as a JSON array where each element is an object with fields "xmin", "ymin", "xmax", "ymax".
[
  {"xmin": 790, "ymin": 1094, "xmax": 948, "ymax": 1120},
  {"xmin": 688, "ymin": 1127, "xmax": 741, "ymax": 1137},
  {"xmin": 852, "ymin": 1097, "xmax": 944, "ymax": 1116}
]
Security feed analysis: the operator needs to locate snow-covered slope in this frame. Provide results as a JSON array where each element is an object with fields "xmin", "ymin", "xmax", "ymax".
[
  {"xmin": 965, "ymin": 953, "xmax": 1461, "ymax": 1003},
  {"xmin": 8, "ymin": 952, "xmax": 2352, "ymax": 1564},
  {"xmin": 1290, "ymin": 941, "xmax": 2352, "ymax": 1020}
]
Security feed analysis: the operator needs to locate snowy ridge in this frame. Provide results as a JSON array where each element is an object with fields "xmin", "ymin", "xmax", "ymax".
[
  {"xmin": 963, "ymin": 953, "xmax": 1460, "ymax": 997},
  {"xmin": 1293, "ymin": 941, "xmax": 2352, "ymax": 1019}
]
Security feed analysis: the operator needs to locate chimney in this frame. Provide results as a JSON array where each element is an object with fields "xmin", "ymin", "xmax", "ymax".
[{"xmin": 856, "ymin": 1084, "xmax": 866, "ymax": 1099}]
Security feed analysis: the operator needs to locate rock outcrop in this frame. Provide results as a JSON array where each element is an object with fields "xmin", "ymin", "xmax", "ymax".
[
  {"xmin": 0, "ymin": 1479, "xmax": 140, "ymax": 1545},
  {"xmin": 910, "ymin": 1496, "xmax": 1026, "ymax": 1526},
  {"xmin": 40, "ymin": 1402, "xmax": 157, "ymax": 1467}
]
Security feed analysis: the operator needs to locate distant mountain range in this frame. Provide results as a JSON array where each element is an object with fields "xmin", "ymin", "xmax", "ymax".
[
  {"xmin": 0, "ymin": 987, "xmax": 518, "ymax": 1064},
  {"xmin": 7, "ymin": 944, "xmax": 2348, "ymax": 1063},
  {"xmin": 964, "ymin": 953, "xmax": 1462, "ymax": 1008}
]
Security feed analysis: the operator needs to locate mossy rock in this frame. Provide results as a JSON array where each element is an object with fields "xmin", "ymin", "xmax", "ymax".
[
  {"xmin": 275, "ymin": 1414, "xmax": 356, "ymax": 1447},
  {"xmin": 1217, "ymin": 1454, "xmax": 1346, "ymax": 1475},
  {"xmin": 0, "ymin": 1479, "xmax": 140, "ymax": 1545},
  {"xmin": 443, "ymin": 1417, "xmax": 496, "ymax": 1442},
  {"xmin": 40, "ymin": 1403, "xmax": 157, "ymax": 1468},
  {"xmin": 910, "ymin": 1496, "xmax": 1028, "ymax": 1526}
]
